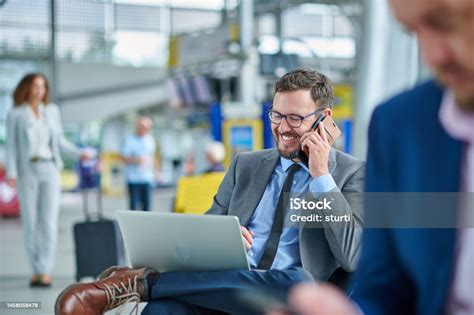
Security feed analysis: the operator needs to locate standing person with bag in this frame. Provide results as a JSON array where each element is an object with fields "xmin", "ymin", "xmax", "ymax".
[{"xmin": 5, "ymin": 73, "xmax": 88, "ymax": 287}]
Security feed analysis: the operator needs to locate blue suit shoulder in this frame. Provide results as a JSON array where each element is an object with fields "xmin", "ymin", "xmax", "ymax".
[{"xmin": 372, "ymin": 80, "xmax": 444, "ymax": 122}]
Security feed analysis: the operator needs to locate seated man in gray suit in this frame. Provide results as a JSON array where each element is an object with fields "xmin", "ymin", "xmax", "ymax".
[{"xmin": 55, "ymin": 68, "xmax": 364, "ymax": 315}]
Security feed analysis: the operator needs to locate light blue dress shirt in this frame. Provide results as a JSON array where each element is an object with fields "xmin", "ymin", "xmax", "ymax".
[
  {"xmin": 122, "ymin": 134, "xmax": 156, "ymax": 184},
  {"xmin": 246, "ymin": 157, "xmax": 336, "ymax": 269}
]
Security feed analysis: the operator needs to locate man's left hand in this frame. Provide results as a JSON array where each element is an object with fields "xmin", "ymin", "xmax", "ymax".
[{"xmin": 300, "ymin": 123, "xmax": 330, "ymax": 178}]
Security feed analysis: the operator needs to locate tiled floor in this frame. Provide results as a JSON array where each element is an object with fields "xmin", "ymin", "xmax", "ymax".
[{"xmin": 0, "ymin": 189, "xmax": 175, "ymax": 315}]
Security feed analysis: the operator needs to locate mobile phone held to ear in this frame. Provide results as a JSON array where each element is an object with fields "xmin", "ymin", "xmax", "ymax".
[{"xmin": 297, "ymin": 114, "xmax": 341, "ymax": 167}]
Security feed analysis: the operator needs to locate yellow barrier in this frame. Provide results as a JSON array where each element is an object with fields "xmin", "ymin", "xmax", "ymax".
[
  {"xmin": 174, "ymin": 172, "xmax": 225, "ymax": 214},
  {"xmin": 333, "ymin": 84, "xmax": 354, "ymax": 120},
  {"xmin": 60, "ymin": 170, "xmax": 79, "ymax": 191},
  {"xmin": 101, "ymin": 151, "xmax": 125, "ymax": 196}
]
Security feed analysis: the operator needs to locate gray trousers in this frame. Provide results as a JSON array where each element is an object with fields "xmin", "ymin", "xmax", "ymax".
[{"xmin": 17, "ymin": 161, "xmax": 61, "ymax": 274}]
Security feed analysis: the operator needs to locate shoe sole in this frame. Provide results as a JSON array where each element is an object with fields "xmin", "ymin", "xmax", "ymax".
[
  {"xmin": 54, "ymin": 282, "xmax": 77, "ymax": 315},
  {"xmin": 55, "ymin": 266, "xmax": 126, "ymax": 314}
]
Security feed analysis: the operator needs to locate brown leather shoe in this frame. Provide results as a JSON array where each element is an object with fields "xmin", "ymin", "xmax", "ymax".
[
  {"xmin": 55, "ymin": 267, "xmax": 159, "ymax": 315},
  {"xmin": 97, "ymin": 266, "xmax": 133, "ymax": 280}
]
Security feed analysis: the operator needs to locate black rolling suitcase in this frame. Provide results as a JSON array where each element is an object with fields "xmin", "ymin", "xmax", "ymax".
[{"xmin": 73, "ymin": 166, "xmax": 125, "ymax": 281}]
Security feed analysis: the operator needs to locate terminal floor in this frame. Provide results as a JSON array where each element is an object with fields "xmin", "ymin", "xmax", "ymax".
[{"xmin": 0, "ymin": 189, "xmax": 175, "ymax": 315}]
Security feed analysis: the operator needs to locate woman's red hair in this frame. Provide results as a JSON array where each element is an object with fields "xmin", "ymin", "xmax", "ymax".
[{"xmin": 13, "ymin": 73, "xmax": 50, "ymax": 106}]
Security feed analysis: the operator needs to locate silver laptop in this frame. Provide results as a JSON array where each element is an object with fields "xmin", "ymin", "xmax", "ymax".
[{"xmin": 116, "ymin": 211, "xmax": 250, "ymax": 272}]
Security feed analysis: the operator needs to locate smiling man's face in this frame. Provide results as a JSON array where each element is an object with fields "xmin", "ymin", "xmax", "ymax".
[{"xmin": 271, "ymin": 89, "xmax": 328, "ymax": 160}]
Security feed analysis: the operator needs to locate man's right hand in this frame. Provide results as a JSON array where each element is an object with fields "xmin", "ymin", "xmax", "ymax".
[{"xmin": 241, "ymin": 226, "xmax": 254, "ymax": 251}]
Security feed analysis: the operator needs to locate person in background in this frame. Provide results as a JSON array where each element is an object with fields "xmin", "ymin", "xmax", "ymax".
[
  {"xmin": 275, "ymin": 0, "xmax": 474, "ymax": 314},
  {"xmin": 183, "ymin": 153, "xmax": 196, "ymax": 176},
  {"xmin": 204, "ymin": 141, "xmax": 226, "ymax": 173},
  {"xmin": 121, "ymin": 116, "xmax": 156, "ymax": 211},
  {"xmin": 5, "ymin": 73, "xmax": 88, "ymax": 287}
]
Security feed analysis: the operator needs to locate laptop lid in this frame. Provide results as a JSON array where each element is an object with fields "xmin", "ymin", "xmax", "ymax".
[{"xmin": 116, "ymin": 211, "xmax": 250, "ymax": 272}]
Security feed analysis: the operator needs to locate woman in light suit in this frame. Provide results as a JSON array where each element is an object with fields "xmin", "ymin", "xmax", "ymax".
[{"xmin": 5, "ymin": 73, "xmax": 87, "ymax": 287}]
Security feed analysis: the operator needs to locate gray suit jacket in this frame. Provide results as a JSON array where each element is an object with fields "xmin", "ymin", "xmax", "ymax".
[
  {"xmin": 6, "ymin": 103, "xmax": 80, "ymax": 179},
  {"xmin": 206, "ymin": 148, "xmax": 365, "ymax": 281}
]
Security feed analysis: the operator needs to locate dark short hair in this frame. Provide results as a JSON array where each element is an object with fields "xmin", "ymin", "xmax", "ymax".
[{"xmin": 274, "ymin": 68, "xmax": 334, "ymax": 109}]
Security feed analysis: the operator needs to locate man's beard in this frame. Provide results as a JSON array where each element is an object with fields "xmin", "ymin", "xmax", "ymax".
[
  {"xmin": 436, "ymin": 71, "xmax": 474, "ymax": 112},
  {"xmin": 275, "ymin": 136, "xmax": 301, "ymax": 159},
  {"xmin": 273, "ymin": 131, "xmax": 302, "ymax": 160},
  {"xmin": 277, "ymin": 146, "xmax": 300, "ymax": 160},
  {"xmin": 454, "ymin": 93, "xmax": 474, "ymax": 112}
]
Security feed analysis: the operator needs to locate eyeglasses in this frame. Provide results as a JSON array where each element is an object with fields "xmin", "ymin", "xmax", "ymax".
[{"xmin": 268, "ymin": 109, "xmax": 322, "ymax": 128}]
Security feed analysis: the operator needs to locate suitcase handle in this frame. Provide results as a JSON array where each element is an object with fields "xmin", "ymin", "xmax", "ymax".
[{"xmin": 82, "ymin": 188, "xmax": 103, "ymax": 221}]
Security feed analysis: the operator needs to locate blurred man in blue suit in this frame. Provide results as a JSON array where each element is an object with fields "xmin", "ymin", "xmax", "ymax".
[{"xmin": 278, "ymin": 0, "xmax": 474, "ymax": 314}]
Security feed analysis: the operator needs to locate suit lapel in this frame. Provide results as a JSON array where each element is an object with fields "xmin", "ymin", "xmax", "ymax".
[
  {"xmin": 19, "ymin": 105, "xmax": 30, "ymax": 133},
  {"xmin": 422, "ymin": 90, "xmax": 463, "ymax": 192},
  {"xmin": 418, "ymin": 84, "xmax": 462, "ymax": 312},
  {"xmin": 429, "ymin": 127, "xmax": 462, "ymax": 313},
  {"xmin": 328, "ymin": 148, "xmax": 337, "ymax": 174},
  {"xmin": 241, "ymin": 149, "xmax": 280, "ymax": 226},
  {"xmin": 429, "ymin": 229, "xmax": 457, "ymax": 314}
]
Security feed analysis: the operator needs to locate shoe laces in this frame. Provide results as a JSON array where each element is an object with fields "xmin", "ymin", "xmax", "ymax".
[{"xmin": 103, "ymin": 275, "xmax": 141, "ymax": 315}]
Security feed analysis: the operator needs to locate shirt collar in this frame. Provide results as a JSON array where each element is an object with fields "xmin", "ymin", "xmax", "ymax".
[
  {"xmin": 280, "ymin": 156, "xmax": 310, "ymax": 173},
  {"xmin": 26, "ymin": 102, "xmax": 45, "ymax": 113},
  {"xmin": 439, "ymin": 91, "xmax": 474, "ymax": 144}
]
